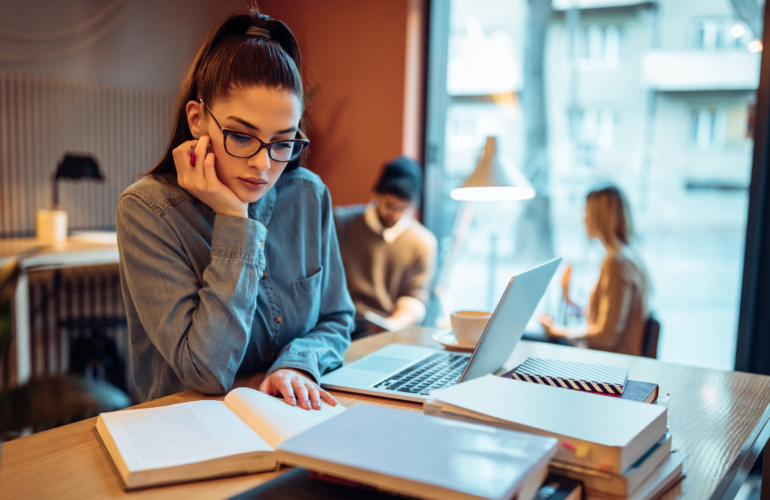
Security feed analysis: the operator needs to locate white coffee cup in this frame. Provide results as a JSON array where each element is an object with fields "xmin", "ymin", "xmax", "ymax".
[{"xmin": 451, "ymin": 310, "xmax": 492, "ymax": 345}]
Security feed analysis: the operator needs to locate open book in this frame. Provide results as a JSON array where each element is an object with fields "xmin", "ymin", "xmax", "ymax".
[{"xmin": 94, "ymin": 387, "xmax": 346, "ymax": 490}]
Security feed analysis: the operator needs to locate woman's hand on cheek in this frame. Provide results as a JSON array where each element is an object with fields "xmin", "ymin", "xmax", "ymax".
[
  {"xmin": 172, "ymin": 136, "xmax": 248, "ymax": 218},
  {"xmin": 258, "ymin": 368, "xmax": 338, "ymax": 411}
]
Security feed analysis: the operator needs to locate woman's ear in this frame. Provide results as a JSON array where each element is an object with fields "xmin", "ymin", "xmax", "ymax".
[{"xmin": 186, "ymin": 100, "xmax": 203, "ymax": 139}]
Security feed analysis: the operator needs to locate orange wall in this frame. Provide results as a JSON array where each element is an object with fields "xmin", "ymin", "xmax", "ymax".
[{"xmin": 258, "ymin": 0, "xmax": 424, "ymax": 207}]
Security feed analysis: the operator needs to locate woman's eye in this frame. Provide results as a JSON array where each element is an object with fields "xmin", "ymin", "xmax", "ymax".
[
  {"xmin": 231, "ymin": 134, "xmax": 253, "ymax": 145},
  {"xmin": 273, "ymin": 141, "xmax": 292, "ymax": 151}
]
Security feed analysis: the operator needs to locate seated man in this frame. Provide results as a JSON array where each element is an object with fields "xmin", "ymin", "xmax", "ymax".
[{"xmin": 335, "ymin": 156, "xmax": 437, "ymax": 338}]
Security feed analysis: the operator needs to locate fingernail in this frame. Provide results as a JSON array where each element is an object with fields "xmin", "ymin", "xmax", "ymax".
[
  {"xmin": 288, "ymin": 397, "xmax": 296, "ymax": 406},
  {"xmin": 313, "ymin": 401, "xmax": 321, "ymax": 409},
  {"xmin": 302, "ymin": 401, "xmax": 310, "ymax": 409}
]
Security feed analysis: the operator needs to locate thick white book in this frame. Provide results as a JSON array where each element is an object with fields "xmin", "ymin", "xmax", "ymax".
[
  {"xmin": 424, "ymin": 375, "xmax": 667, "ymax": 474},
  {"xmin": 94, "ymin": 387, "xmax": 345, "ymax": 489},
  {"xmin": 585, "ymin": 450, "xmax": 686, "ymax": 500},
  {"xmin": 549, "ymin": 433, "xmax": 672, "ymax": 497},
  {"xmin": 276, "ymin": 404, "xmax": 559, "ymax": 500}
]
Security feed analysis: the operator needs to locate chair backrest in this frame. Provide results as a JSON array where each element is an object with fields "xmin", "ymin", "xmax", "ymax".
[{"xmin": 642, "ymin": 314, "xmax": 661, "ymax": 358}]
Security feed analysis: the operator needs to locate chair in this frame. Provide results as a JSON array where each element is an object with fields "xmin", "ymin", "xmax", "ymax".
[
  {"xmin": 60, "ymin": 317, "xmax": 128, "ymax": 393},
  {"xmin": 642, "ymin": 314, "xmax": 661, "ymax": 358}
]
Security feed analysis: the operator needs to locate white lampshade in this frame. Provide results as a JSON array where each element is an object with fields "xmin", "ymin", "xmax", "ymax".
[{"xmin": 450, "ymin": 137, "xmax": 535, "ymax": 201}]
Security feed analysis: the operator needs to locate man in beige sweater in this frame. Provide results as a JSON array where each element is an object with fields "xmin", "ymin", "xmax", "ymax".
[{"xmin": 335, "ymin": 157, "xmax": 437, "ymax": 338}]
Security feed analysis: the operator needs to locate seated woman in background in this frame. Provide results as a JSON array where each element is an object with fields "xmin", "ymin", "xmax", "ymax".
[
  {"xmin": 116, "ymin": 7, "xmax": 354, "ymax": 407},
  {"xmin": 540, "ymin": 186, "xmax": 648, "ymax": 356}
]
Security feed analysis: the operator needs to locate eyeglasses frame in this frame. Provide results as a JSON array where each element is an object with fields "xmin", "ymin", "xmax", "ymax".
[{"xmin": 198, "ymin": 98, "xmax": 309, "ymax": 162}]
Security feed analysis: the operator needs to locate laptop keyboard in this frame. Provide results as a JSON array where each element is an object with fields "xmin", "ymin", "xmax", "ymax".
[{"xmin": 372, "ymin": 352, "xmax": 469, "ymax": 396}]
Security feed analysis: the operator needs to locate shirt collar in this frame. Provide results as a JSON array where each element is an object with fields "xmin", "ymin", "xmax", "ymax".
[
  {"xmin": 364, "ymin": 201, "xmax": 412, "ymax": 244},
  {"xmin": 249, "ymin": 183, "xmax": 277, "ymax": 225}
]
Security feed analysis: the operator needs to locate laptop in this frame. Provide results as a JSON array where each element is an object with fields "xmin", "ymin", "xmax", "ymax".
[{"xmin": 321, "ymin": 257, "xmax": 562, "ymax": 402}]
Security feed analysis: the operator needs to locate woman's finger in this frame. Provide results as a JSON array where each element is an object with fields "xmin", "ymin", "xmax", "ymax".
[
  {"xmin": 291, "ymin": 378, "xmax": 311, "ymax": 410},
  {"xmin": 194, "ymin": 137, "xmax": 209, "ymax": 190},
  {"xmin": 305, "ymin": 383, "xmax": 321, "ymax": 410},
  {"xmin": 203, "ymin": 152, "xmax": 219, "ymax": 190},
  {"xmin": 318, "ymin": 387, "xmax": 337, "ymax": 406},
  {"xmin": 275, "ymin": 378, "xmax": 297, "ymax": 407}
]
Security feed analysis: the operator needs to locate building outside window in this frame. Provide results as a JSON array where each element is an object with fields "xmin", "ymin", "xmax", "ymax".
[{"xmin": 425, "ymin": 0, "xmax": 762, "ymax": 371}]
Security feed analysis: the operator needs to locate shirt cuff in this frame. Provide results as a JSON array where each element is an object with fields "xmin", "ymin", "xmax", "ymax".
[
  {"xmin": 211, "ymin": 214, "xmax": 267, "ymax": 264},
  {"xmin": 267, "ymin": 349, "xmax": 321, "ymax": 384},
  {"xmin": 396, "ymin": 296, "xmax": 426, "ymax": 323}
]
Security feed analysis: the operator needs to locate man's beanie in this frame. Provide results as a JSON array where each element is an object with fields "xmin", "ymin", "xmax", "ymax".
[{"xmin": 374, "ymin": 156, "xmax": 423, "ymax": 203}]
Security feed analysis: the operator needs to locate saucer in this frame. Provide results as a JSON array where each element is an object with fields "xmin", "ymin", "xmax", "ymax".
[{"xmin": 432, "ymin": 330, "xmax": 477, "ymax": 352}]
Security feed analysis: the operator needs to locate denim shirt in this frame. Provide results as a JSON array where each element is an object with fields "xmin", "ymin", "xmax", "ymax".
[{"xmin": 116, "ymin": 167, "xmax": 354, "ymax": 401}]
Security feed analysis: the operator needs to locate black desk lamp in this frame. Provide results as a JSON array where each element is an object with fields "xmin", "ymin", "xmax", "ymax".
[
  {"xmin": 37, "ymin": 154, "xmax": 104, "ymax": 245},
  {"xmin": 52, "ymin": 154, "xmax": 104, "ymax": 208}
]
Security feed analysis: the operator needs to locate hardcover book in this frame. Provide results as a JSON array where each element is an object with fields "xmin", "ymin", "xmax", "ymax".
[
  {"xmin": 277, "ymin": 404, "xmax": 559, "ymax": 500},
  {"xmin": 509, "ymin": 358, "xmax": 629, "ymax": 395},
  {"xmin": 424, "ymin": 375, "xmax": 667, "ymax": 474}
]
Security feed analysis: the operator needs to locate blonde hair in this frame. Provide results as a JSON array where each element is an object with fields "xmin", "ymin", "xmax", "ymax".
[{"xmin": 585, "ymin": 186, "xmax": 633, "ymax": 250}]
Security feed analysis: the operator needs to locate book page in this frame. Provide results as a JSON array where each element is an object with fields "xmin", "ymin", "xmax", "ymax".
[
  {"xmin": 224, "ymin": 387, "xmax": 346, "ymax": 448},
  {"xmin": 101, "ymin": 400, "xmax": 273, "ymax": 471}
]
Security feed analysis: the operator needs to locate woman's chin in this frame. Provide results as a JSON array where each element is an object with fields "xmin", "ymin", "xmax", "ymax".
[{"xmin": 235, "ymin": 187, "xmax": 268, "ymax": 205}]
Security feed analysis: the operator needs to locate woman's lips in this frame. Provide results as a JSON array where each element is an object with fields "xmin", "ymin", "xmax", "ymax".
[{"xmin": 238, "ymin": 177, "xmax": 268, "ymax": 190}]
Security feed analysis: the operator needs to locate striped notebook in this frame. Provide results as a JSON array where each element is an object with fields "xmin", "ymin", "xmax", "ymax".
[{"xmin": 510, "ymin": 358, "xmax": 629, "ymax": 395}]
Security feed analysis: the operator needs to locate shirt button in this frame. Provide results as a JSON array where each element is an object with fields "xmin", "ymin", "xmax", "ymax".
[
  {"xmin": 259, "ymin": 241, "xmax": 264, "ymax": 248},
  {"xmin": 274, "ymin": 315, "xmax": 282, "ymax": 324},
  {"xmin": 262, "ymin": 271, "xmax": 268, "ymax": 280}
]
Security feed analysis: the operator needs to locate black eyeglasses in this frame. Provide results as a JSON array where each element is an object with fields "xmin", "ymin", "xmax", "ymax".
[{"xmin": 199, "ymin": 99, "xmax": 309, "ymax": 162}]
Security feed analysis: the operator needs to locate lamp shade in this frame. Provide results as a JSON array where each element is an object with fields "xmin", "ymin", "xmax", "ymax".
[
  {"xmin": 450, "ymin": 137, "xmax": 535, "ymax": 201},
  {"xmin": 52, "ymin": 154, "xmax": 103, "ymax": 208},
  {"xmin": 55, "ymin": 154, "xmax": 103, "ymax": 180}
]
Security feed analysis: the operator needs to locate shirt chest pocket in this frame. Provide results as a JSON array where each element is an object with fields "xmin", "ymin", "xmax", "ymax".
[{"xmin": 291, "ymin": 267, "xmax": 323, "ymax": 331}]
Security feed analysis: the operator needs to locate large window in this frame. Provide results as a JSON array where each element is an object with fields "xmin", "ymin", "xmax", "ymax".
[{"xmin": 425, "ymin": 0, "xmax": 763, "ymax": 370}]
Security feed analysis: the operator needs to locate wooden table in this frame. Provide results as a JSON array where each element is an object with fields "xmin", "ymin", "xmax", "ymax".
[
  {"xmin": 0, "ymin": 234, "xmax": 119, "ymax": 386},
  {"xmin": 2, "ymin": 326, "xmax": 770, "ymax": 499}
]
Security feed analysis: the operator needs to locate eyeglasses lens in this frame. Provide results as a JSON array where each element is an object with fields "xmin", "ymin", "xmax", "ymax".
[{"xmin": 224, "ymin": 133, "xmax": 304, "ymax": 162}]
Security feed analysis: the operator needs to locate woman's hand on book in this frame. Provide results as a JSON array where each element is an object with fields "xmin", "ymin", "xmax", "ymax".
[
  {"xmin": 173, "ymin": 136, "xmax": 248, "ymax": 218},
  {"xmin": 259, "ymin": 368, "xmax": 338, "ymax": 411}
]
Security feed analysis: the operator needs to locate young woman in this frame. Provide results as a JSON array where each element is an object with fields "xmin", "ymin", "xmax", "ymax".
[
  {"xmin": 540, "ymin": 186, "xmax": 649, "ymax": 355},
  {"xmin": 116, "ymin": 8, "xmax": 354, "ymax": 408}
]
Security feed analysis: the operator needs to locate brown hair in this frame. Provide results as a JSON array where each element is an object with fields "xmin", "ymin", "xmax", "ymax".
[
  {"xmin": 148, "ymin": 5, "xmax": 304, "ymax": 179},
  {"xmin": 585, "ymin": 185, "xmax": 633, "ymax": 250}
]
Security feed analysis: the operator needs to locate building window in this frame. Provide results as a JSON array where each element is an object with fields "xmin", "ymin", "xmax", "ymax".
[
  {"xmin": 575, "ymin": 25, "xmax": 622, "ymax": 68},
  {"xmin": 691, "ymin": 107, "xmax": 727, "ymax": 149},
  {"xmin": 691, "ymin": 19, "xmax": 751, "ymax": 50}
]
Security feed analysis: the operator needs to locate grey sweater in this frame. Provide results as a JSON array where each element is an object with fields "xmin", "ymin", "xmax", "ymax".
[{"xmin": 334, "ymin": 205, "xmax": 437, "ymax": 320}]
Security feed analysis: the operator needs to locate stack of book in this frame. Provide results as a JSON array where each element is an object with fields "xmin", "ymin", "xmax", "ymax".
[{"xmin": 425, "ymin": 375, "xmax": 686, "ymax": 500}]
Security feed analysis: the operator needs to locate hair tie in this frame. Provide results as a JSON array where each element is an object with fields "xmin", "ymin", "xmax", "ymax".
[{"xmin": 246, "ymin": 26, "xmax": 271, "ymax": 40}]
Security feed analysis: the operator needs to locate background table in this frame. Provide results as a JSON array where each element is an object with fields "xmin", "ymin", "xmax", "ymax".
[
  {"xmin": 0, "ymin": 234, "xmax": 119, "ymax": 386},
  {"xmin": 2, "ymin": 326, "xmax": 770, "ymax": 499}
]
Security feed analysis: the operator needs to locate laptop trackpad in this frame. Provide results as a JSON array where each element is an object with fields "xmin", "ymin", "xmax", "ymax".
[{"xmin": 352, "ymin": 356, "xmax": 409, "ymax": 374}]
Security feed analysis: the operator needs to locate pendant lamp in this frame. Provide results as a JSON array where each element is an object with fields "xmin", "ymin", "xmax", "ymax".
[{"xmin": 449, "ymin": 136, "xmax": 535, "ymax": 201}]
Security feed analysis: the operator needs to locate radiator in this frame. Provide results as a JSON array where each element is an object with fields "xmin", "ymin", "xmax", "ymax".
[{"xmin": 0, "ymin": 72, "xmax": 175, "ymax": 236}]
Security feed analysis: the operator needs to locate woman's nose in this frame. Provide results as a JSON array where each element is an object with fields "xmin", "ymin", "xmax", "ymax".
[{"xmin": 248, "ymin": 148, "xmax": 271, "ymax": 171}]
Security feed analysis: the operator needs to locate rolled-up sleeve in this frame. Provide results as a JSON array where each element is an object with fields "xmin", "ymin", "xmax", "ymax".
[
  {"xmin": 267, "ymin": 188, "xmax": 354, "ymax": 383},
  {"xmin": 117, "ymin": 194, "xmax": 266, "ymax": 394}
]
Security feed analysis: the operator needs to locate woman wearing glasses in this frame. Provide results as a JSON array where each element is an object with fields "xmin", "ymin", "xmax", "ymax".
[{"xmin": 116, "ymin": 7, "xmax": 354, "ymax": 409}]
